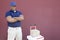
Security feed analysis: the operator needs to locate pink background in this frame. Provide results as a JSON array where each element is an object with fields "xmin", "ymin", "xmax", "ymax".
[{"xmin": 0, "ymin": 0, "xmax": 60, "ymax": 40}]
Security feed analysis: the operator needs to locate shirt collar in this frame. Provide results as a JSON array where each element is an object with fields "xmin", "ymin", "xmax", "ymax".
[{"xmin": 10, "ymin": 10, "xmax": 17, "ymax": 12}]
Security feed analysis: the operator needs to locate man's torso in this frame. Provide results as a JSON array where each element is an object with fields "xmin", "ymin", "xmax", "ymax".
[{"xmin": 6, "ymin": 10, "xmax": 22, "ymax": 27}]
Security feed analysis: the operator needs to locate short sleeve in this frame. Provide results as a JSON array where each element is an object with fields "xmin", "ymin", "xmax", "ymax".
[
  {"xmin": 5, "ymin": 12, "xmax": 11, "ymax": 17},
  {"xmin": 19, "ymin": 11, "xmax": 22, "ymax": 15}
]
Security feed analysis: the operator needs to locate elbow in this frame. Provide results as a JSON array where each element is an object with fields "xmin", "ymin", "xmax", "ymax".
[
  {"xmin": 7, "ymin": 19, "xmax": 13, "ymax": 22},
  {"xmin": 6, "ymin": 16, "xmax": 15, "ymax": 22},
  {"xmin": 21, "ymin": 18, "xmax": 24, "ymax": 20},
  {"xmin": 19, "ymin": 18, "xmax": 24, "ymax": 21},
  {"xmin": 7, "ymin": 19, "xmax": 14, "ymax": 22},
  {"xmin": 22, "ymin": 18, "xmax": 24, "ymax": 20}
]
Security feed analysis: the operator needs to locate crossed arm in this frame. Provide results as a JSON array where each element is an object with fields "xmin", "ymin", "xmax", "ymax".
[{"xmin": 6, "ymin": 15, "xmax": 24, "ymax": 22}]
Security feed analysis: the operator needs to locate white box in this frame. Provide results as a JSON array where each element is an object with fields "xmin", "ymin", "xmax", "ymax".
[{"xmin": 27, "ymin": 35, "xmax": 44, "ymax": 40}]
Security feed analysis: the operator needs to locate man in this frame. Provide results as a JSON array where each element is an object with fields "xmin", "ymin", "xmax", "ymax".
[{"xmin": 5, "ymin": 2, "xmax": 24, "ymax": 40}]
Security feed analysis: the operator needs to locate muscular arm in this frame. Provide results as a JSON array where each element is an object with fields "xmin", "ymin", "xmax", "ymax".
[
  {"xmin": 14, "ymin": 15, "xmax": 24, "ymax": 21},
  {"xmin": 6, "ymin": 16, "xmax": 17, "ymax": 22}
]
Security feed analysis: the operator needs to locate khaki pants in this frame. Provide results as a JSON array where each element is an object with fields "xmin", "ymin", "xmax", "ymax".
[{"xmin": 7, "ymin": 27, "xmax": 22, "ymax": 40}]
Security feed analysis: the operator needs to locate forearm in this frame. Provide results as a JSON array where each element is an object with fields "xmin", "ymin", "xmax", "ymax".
[
  {"xmin": 7, "ymin": 18, "xmax": 17, "ymax": 22},
  {"xmin": 17, "ymin": 17, "xmax": 24, "ymax": 21},
  {"xmin": 14, "ymin": 17, "xmax": 24, "ymax": 21}
]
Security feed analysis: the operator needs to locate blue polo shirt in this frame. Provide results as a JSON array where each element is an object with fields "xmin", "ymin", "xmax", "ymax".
[{"xmin": 5, "ymin": 10, "xmax": 22, "ymax": 27}]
